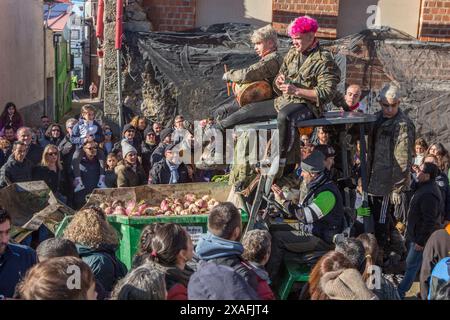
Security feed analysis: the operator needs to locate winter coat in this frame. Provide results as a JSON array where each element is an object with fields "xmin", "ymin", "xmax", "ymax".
[
  {"xmin": 249, "ymin": 262, "xmax": 275, "ymax": 300},
  {"xmin": 148, "ymin": 159, "xmax": 190, "ymax": 185},
  {"xmin": 406, "ymin": 180, "xmax": 442, "ymax": 247},
  {"xmin": 284, "ymin": 172, "xmax": 345, "ymax": 244},
  {"xmin": 149, "ymin": 143, "xmax": 167, "ymax": 168},
  {"xmin": 141, "ymin": 141, "xmax": 158, "ymax": 175},
  {"xmin": 0, "ymin": 114, "xmax": 23, "ymax": 133},
  {"xmin": 71, "ymin": 156, "xmax": 101, "ymax": 209},
  {"xmin": 0, "ymin": 155, "xmax": 34, "ymax": 188},
  {"xmin": 156, "ymin": 264, "xmax": 194, "ymax": 300},
  {"xmin": 112, "ymin": 138, "xmax": 142, "ymax": 156},
  {"xmin": 419, "ymin": 228, "xmax": 450, "ymax": 299},
  {"xmin": 228, "ymin": 51, "xmax": 283, "ymax": 87},
  {"xmin": 368, "ymin": 110, "xmax": 415, "ymax": 196},
  {"xmin": 0, "ymin": 243, "xmax": 37, "ymax": 298},
  {"xmin": 32, "ymin": 165, "xmax": 65, "ymax": 195},
  {"xmin": 435, "ymin": 173, "xmax": 450, "ymax": 222},
  {"xmin": 114, "ymin": 161, "xmax": 147, "ymax": 187},
  {"xmin": 105, "ymin": 169, "xmax": 117, "ymax": 188},
  {"xmin": 25, "ymin": 143, "xmax": 43, "ymax": 166},
  {"xmin": 273, "ymin": 44, "xmax": 341, "ymax": 117},
  {"xmin": 76, "ymin": 244, "xmax": 127, "ymax": 293}
]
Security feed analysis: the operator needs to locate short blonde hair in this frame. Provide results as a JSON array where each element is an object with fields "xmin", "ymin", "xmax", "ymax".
[
  {"xmin": 41, "ymin": 144, "xmax": 62, "ymax": 170},
  {"xmin": 81, "ymin": 104, "xmax": 96, "ymax": 115},
  {"xmin": 251, "ymin": 24, "xmax": 278, "ymax": 48}
]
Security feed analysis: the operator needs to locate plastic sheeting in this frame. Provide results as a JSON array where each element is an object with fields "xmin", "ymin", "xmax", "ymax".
[{"xmin": 122, "ymin": 24, "xmax": 450, "ymax": 147}]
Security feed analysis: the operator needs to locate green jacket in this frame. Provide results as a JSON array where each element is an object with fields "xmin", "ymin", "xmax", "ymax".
[
  {"xmin": 229, "ymin": 131, "xmax": 257, "ymax": 188},
  {"xmin": 227, "ymin": 51, "xmax": 283, "ymax": 85},
  {"xmin": 368, "ymin": 109, "xmax": 415, "ymax": 196},
  {"xmin": 273, "ymin": 45, "xmax": 341, "ymax": 117}
]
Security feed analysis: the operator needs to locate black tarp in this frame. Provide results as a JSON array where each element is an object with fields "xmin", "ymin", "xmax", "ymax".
[{"xmin": 122, "ymin": 24, "xmax": 450, "ymax": 148}]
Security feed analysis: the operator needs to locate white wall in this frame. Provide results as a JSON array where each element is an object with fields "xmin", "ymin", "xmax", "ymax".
[
  {"xmin": 338, "ymin": 0, "xmax": 421, "ymax": 38},
  {"xmin": 196, "ymin": 0, "xmax": 272, "ymax": 28},
  {"xmin": 0, "ymin": 0, "xmax": 45, "ymax": 123}
]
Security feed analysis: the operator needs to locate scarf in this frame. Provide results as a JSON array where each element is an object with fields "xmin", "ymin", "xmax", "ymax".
[{"xmin": 166, "ymin": 159, "xmax": 179, "ymax": 184}]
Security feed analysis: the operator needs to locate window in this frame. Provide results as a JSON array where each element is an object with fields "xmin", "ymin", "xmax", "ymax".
[{"xmin": 71, "ymin": 29, "xmax": 80, "ymax": 40}]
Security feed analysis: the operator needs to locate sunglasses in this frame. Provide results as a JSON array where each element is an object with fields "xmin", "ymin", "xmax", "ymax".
[
  {"xmin": 47, "ymin": 152, "xmax": 58, "ymax": 156},
  {"xmin": 105, "ymin": 132, "xmax": 112, "ymax": 135}
]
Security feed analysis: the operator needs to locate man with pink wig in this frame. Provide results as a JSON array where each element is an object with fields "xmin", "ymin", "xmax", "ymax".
[{"xmin": 273, "ymin": 15, "xmax": 341, "ymax": 174}]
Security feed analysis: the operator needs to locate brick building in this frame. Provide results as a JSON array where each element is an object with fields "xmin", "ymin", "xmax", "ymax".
[{"xmin": 139, "ymin": 0, "xmax": 450, "ymax": 43}]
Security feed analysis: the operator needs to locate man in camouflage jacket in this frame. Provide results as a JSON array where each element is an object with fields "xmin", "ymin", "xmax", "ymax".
[
  {"xmin": 367, "ymin": 83, "xmax": 415, "ymax": 250},
  {"xmin": 273, "ymin": 16, "xmax": 341, "ymax": 171}
]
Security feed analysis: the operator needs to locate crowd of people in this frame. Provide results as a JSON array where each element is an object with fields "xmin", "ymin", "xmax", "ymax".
[{"xmin": 0, "ymin": 15, "xmax": 449, "ymax": 301}]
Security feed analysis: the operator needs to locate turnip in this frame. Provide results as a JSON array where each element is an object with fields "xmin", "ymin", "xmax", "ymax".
[
  {"xmin": 164, "ymin": 210, "xmax": 174, "ymax": 216},
  {"xmin": 202, "ymin": 195, "xmax": 211, "ymax": 202},
  {"xmin": 113, "ymin": 206, "xmax": 126, "ymax": 215},
  {"xmin": 160, "ymin": 199, "xmax": 170, "ymax": 212},
  {"xmin": 104, "ymin": 207, "xmax": 114, "ymax": 215},
  {"xmin": 174, "ymin": 206, "xmax": 183, "ymax": 214},
  {"xmin": 195, "ymin": 199, "xmax": 207, "ymax": 209},
  {"xmin": 126, "ymin": 200, "xmax": 136, "ymax": 215},
  {"xmin": 184, "ymin": 193, "xmax": 196, "ymax": 202}
]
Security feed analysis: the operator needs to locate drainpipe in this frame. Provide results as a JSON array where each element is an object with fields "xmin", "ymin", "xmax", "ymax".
[
  {"xmin": 96, "ymin": 0, "xmax": 104, "ymax": 41},
  {"xmin": 115, "ymin": 0, "xmax": 124, "ymax": 129}
]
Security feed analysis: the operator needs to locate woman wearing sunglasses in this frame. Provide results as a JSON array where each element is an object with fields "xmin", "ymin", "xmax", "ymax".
[{"xmin": 33, "ymin": 144, "xmax": 67, "ymax": 203}]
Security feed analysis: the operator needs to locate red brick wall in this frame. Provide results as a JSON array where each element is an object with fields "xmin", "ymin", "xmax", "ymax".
[
  {"xmin": 142, "ymin": 0, "xmax": 196, "ymax": 31},
  {"xmin": 272, "ymin": 0, "xmax": 340, "ymax": 39},
  {"xmin": 419, "ymin": 0, "xmax": 450, "ymax": 42}
]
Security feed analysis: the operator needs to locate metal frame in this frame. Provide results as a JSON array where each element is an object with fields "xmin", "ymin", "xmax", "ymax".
[{"xmin": 238, "ymin": 111, "xmax": 377, "ymax": 234}]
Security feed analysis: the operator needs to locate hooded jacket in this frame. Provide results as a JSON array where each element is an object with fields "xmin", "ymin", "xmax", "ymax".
[
  {"xmin": 76, "ymin": 243, "xmax": 127, "ymax": 293},
  {"xmin": 406, "ymin": 180, "xmax": 442, "ymax": 247}
]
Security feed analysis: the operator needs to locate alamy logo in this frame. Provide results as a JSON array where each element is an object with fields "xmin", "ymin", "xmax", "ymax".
[
  {"xmin": 366, "ymin": 265, "xmax": 382, "ymax": 290},
  {"xmin": 366, "ymin": 5, "xmax": 379, "ymax": 29},
  {"xmin": 66, "ymin": 265, "xmax": 81, "ymax": 290}
]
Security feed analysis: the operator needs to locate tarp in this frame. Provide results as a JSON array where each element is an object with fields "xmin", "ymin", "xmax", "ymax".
[
  {"xmin": 122, "ymin": 24, "xmax": 450, "ymax": 148},
  {"xmin": 0, "ymin": 181, "xmax": 74, "ymax": 242}
]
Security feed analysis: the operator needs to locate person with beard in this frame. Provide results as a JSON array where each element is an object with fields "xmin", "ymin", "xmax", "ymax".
[
  {"xmin": 115, "ymin": 142, "xmax": 146, "ymax": 187},
  {"xmin": 148, "ymin": 143, "xmax": 189, "ymax": 185},
  {"xmin": 141, "ymin": 128, "xmax": 158, "ymax": 177}
]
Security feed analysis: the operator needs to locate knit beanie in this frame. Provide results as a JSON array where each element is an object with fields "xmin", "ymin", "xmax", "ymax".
[
  {"xmin": 320, "ymin": 268, "xmax": 377, "ymax": 300},
  {"xmin": 122, "ymin": 124, "xmax": 135, "ymax": 136},
  {"xmin": 301, "ymin": 150, "xmax": 325, "ymax": 173},
  {"xmin": 159, "ymin": 128, "xmax": 173, "ymax": 142}
]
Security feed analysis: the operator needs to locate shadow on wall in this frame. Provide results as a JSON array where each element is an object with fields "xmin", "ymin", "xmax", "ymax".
[
  {"xmin": 20, "ymin": 100, "xmax": 45, "ymax": 128},
  {"xmin": 195, "ymin": 0, "xmax": 270, "ymax": 29}
]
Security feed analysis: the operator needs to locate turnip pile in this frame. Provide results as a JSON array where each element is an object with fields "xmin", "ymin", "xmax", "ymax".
[{"xmin": 99, "ymin": 194, "xmax": 220, "ymax": 217}]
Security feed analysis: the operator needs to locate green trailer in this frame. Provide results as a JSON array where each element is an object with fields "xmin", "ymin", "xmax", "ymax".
[{"xmin": 56, "ymin": 182, "xmax": 247, "ymax": 269}]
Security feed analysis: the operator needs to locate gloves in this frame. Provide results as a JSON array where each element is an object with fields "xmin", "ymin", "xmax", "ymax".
[
  {"xmin": 391, "ymin": 191, "xmax": 402, "ymax": 206},
  {"xmin": 222, "ymin": 72, "xmax": 231, "ymax": 82},
  {"xmin": 356, "ymin": 206, "xmax": 371, "ymax": 217}
]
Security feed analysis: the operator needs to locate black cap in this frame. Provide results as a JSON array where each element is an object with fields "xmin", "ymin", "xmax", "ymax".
[
  {"xmin": 144, "ymin": 127, "xmax": 155, "ymax": 137},
  {"xmin": 122, "ymin": 124, "xmax": 136, "ymax": 135}
]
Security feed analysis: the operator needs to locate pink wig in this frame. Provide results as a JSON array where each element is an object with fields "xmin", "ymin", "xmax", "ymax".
[{"xmin": 287, "ymin": 16, "xmax": 319, "ymax": 37}]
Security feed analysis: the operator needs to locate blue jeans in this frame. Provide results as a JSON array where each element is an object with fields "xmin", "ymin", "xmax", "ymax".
[{"xmin": 397, "ymin": 242, "xmax": 423, "ymax": 299}]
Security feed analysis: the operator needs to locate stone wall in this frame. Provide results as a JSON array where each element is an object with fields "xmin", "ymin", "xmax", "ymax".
[{"xmin": 103, "ymin": 0, "xmax": 152, "ymax": 133}]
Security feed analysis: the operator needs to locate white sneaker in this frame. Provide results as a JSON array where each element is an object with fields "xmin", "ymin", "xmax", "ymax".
[
  {"xmin": 97, "ymin": 175, "xmax": 107, "ymax": 189},
  {"xmin": 74, "ymin": 178, "xmax": 85, "ymax": 193}
]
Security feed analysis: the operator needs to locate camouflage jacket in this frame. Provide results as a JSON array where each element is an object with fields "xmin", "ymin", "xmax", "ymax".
[
  {"xmin": 229, "ymin": 131, "xmax": 257, "ymax": 188},
  {"xmin": 227, "ymin": 51, "xmax": 283, "ymax": 85},
  {"xmin": 273, "ymin": 45, "xmax": 341, "ymax": 117},
  {"xmin": 368, "ymin": 109, "xmax": 415, "ymax": 196}
]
